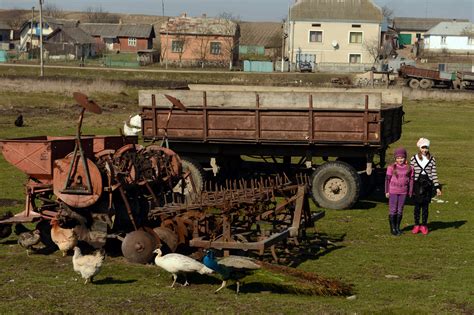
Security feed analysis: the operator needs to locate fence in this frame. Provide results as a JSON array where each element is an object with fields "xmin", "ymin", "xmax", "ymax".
[{"xmin": 103, "ymin": 53, "xmax": 140, "ymax": 68}]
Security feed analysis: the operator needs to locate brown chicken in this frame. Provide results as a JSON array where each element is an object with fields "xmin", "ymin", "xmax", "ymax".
[{"xmin": 50, "ymin": 219, "xmax": 78, "ymax": 257}]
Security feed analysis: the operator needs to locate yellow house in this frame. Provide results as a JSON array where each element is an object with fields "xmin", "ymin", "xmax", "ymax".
[{"xmin": 288, "ymin": 0, "xmax": 383, "ymax": 66}]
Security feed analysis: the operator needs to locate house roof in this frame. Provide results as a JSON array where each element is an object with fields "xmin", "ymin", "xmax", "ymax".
[
  {"xmin": 239, "ymin": 22, "xmax": 283, "ymax": 48},
  {"xmin": 79, "ymin": 23, "xmax": 155, "ymax": 38},
  {"xmin": 290, "ymin": 0, "xmax": 383, "ymax": 23},
  {"xmin": 160, "ymin": 15, "xmax": 237, "ymax": 36},
  {"xmin": 392, "ymin": 17, "xmax": 470, "ymax": 32},
  {"xmin": 47, "ymin": 26, "xmax": 95, "ymax": 44},
  {"xmin": 0, "ymin": 22, "xmax": 11, "ymax": 30},
  {"xmin": 19, "ymin": 17, "xmax": 79, "ymax": 34},
  {"xmin": 425, "ymin": 21, "xmax": 474, "ymax": 36}
]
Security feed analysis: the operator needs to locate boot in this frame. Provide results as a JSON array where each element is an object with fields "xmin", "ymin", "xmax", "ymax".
[
  {"xmin": 395, "ymin": 214, "xmax": 403, "ymax": 235},
  {"xmin": 389, "ymin": 215, "xmax": 398, "ymax": 236}
]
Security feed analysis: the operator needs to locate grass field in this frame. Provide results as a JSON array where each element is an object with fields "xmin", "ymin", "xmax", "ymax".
[{"xmin": 0, "ymin": 69, "xmax": 473, "ymax": 313}]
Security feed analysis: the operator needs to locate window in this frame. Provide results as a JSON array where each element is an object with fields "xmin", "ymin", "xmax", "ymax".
[
  {"xmin": 352, "ymin": 24, "xmax": 361, "ymax": 28},
  {"xmin": 311, "ymin": 23, "xmax": 321, "ymax": 27},
  {"xmin": 349, "ymin": 54, "xmax": 361, "ymax": 63},
  {"xmin": 210, "ymin": 42, "xmax": 221, "ymax": 55},
  {"xmin": 349, "ymin": 32, "xmax": 362, "ymax": 43},
  {"xmin": 468, "ymin": 37, "xmax": 474, "ymax": 45},
  {"xmin": 309, "ymin": 31, "xmax": 323, "ymax": 43},
  {"xmin": 441, "ymin": 36, "xmax": 447, "ymax": 45},
  {"xmin": 172, "ymin": 40, "xmax": 184, "ymax": 53},
  {"xmin": 128, "ymin": 37, "xmax": 136, "ymax": 47}
]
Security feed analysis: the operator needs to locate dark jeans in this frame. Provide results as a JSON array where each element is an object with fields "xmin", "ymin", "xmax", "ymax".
[{"xmin": 414, "ymin": 201, "xmax": 429, "ymax": 225}]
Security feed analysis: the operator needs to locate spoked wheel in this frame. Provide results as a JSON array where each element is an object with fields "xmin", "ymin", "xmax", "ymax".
[{"xmin": 121, "ymin": 230, "xmax": 157, "ymax": 264}]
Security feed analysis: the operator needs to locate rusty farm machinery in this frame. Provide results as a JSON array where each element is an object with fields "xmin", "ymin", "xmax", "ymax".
[{"xmin": 0, "ymin": 93, "xmax": 323, "ymax": 264}]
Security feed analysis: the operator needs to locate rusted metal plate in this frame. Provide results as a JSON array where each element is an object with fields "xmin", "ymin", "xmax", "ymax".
[{"xmin": 73, "ymin": 92, "xmax": 102, "ymax": 114}]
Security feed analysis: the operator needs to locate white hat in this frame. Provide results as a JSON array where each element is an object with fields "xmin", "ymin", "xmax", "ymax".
[{"xmin": 417, "ymin": 137, "xmax": 430, "ymax": 149}]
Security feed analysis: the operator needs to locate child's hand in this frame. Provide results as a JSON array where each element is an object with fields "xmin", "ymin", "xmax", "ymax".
[
  {"xmin": 385, "ymin": 193, "xmax": 389, "ymax": 198},
  {"xmin": 436, "ymin": 188, "xmax": 442, "ymax": 196}
]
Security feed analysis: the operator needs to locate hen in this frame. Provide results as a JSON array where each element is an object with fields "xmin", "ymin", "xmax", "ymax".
[
  {"xmin": 18, "ymin": 230, "xmax": 41, "ymax": 256},
  {"xmin": 72, "ymin": 246, "xmax": 105, "ymax": 284},
  {"xmin": 153, "ymin": 248, "xmax": 214, "ymax": 288},
  {"xmin": 50, "ymin": 219, "xmax": 78, "ymax": 257}
]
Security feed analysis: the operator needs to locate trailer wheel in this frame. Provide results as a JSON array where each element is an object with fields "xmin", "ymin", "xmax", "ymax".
[
  {"xmin": 419, "ymin": 79, "xmax": 433, "ymax": 89},
  {"xmin": 409, "ymin": 79, "xmax": 420, "ymax": 89},
  {"xmin": 311, "ymin": 161, "xmax": 360, "ymax": 210},
  {"xmin": 174, "ymin": 157, "xmax": 205, "ymax": 200}
]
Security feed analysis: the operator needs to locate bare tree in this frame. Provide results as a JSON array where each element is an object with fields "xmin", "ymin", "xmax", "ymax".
[
  {"xmin": 363, "ymin": 38, "xmax": 383, "ymax": 66},
  {"xmin": 217, "ymin": 12, "xmax": 240, "ymax": 70},
  {"xmin": 44, "ymin": 3, "xmax": 64, "ymax": 18},
  {"xmin": 381, "ymin": 5, "xmax": 394, "ymax": 21},
  {"xmin": 84, "ymin": 5, "xmax": 120, "ymax": 23},
  {"xmin": 4, "ymin": 9, "xmax": 27, "ymax": 30}
]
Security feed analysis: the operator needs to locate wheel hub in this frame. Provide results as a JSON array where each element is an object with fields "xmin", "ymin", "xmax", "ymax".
[{"xmin": 323, "ymin": 177, "xmax": 348, "ymax": 201}]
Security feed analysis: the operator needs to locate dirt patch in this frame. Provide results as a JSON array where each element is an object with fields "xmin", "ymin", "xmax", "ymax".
[{"xmin": 0, "ymin": 199, "xmax": 21, "ymax": 207}]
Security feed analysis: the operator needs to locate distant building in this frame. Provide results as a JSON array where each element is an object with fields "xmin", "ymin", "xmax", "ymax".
[
  {"xmin": 160, "ymin": 14, "xmax": 238, "ymax": 67},
  {"xmin": 44, "ymin": 26, "xmax": 96, "ymax": 59},
  {"xmin": 392, "ymin": 17, "xmax": 470, "ymax": 46},
  {"xmin": 18, "ymin": 17, "xmax": 78, "ymax": 51},
  {"xmin": 288, "ymin": 0, "xmax": 383, "ymax": 67},
  {"xmin": 79, "ymin": 23, "xmax": 155, "ymax": 54},
  {"xmin": 424, "ymin": 21, "xmax": 474, "ymax": 53},
  {"xmin": 0, "ymin": 22, "xmax": 13, "ymax": 50},
  {"xmin": 239, "ymin": 22, "xmax": 283, "ymax": 60}
]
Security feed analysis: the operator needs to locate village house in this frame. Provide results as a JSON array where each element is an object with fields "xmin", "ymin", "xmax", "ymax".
[
  {"xmin": 423, "ymin": 21, "xmax": 474, "ymax": 54},
  {"xmin": 160, "ymin": 14, "xmax": 238, "ymax": 67},
  {"xmin": 79, "ymin": 23, "xmax": 155, "ymax": 54},
  {"xmin": 0, "ymin": 22, "xmax": 13, "ymax": 50},
  {"xmin": 392, "ymin": 17, "xmax": 470, "ymax": 46},
  {"xmin": 287, "ymin": 0, "xmax": 383, "ymax": 68},
  {"xmin": 44, "ymin": 26, "xmax": 96, "ymax": 60},
  {"xmin": 18, "ymin": 17, "xmax": 78, "ymax": 51},
  {"xmin": 239, "ymin": 21, "xmax": 283, "ymax": 61}
]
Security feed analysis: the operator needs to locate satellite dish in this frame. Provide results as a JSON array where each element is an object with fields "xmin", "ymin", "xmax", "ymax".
[{"xmin": 331, "ymin": 40, "xmax": 339, "ymax": 48}]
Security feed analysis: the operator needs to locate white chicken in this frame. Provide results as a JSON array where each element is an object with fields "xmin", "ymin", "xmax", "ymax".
[
  {"xmin": 72, "ymin": 246, "xmax": 105, "ymax": 284},
  {"xmin": 50, "ymin": 219, "xmax": 78, "ymax": 257},
  {"xmin": 123, "ymin": 114, "xmax": 142, "ymax": 136},
  {"xmin": 153, "ymin": 248, "xmax": 214, "ymax": 288}
]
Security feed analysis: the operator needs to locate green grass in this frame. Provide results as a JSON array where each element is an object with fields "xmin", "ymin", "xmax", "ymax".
[{"xmin": 0, "ymin": 85, "xmax": 473, "ymax": 313}]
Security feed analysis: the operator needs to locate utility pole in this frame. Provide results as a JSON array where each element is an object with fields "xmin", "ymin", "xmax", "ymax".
[
  {"xmin": 30, "ymin": 7, "xmax": 34, "ymax": 51},
  {"xmin": 39, "ymin": 0, "xmax": 44, "ymax": 77}
]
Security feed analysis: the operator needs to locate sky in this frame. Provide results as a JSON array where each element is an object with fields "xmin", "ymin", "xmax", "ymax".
[{"xmin": 0, "ymin": 0, "xmax": 473, "ymax": 22}]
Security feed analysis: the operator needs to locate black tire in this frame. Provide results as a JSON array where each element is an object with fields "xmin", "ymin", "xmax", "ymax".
[
  {"xmin": 175, "ymin": 156, "xmax": 205, "ymax": 199},
  {"xmin": 311, "ymin": 161, "xmax": 360, "ymax": 210},
  {"xmin": 409, "ymin": 79, "xmax": 420, "ymax": 89},
  {"xmin": 336, "ymin": 157, "xmax": 374, "ymax": 198}
]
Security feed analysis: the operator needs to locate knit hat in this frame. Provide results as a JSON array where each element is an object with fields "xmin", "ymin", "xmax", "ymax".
[
  {"xmin": 417, "ymin": 137, "xmax": 430, "ymax": 149},
  {"xmin": 394, "ymin": 147, "xmax": 407, "ymax": 158}
]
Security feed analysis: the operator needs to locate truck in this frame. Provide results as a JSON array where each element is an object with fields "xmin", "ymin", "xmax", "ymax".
[
  {"xmin": 138, "ymin": 85, "xmax": 404, "ymax": 210},
  {"xmin": 398, "ymin": 64, "xmax": 455, "ymax": 89}
]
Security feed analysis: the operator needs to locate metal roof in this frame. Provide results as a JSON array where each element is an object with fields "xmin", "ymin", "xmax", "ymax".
[
  {"xmin": 57, "ymin": 26, "xmax": 95, "ymax": 44},
  {"xmin": 393, "ymin": 17, "xmax": 470, "ymax": 32},
  {"xmin": 425, "ymin": 21, "xmax": 473, "ymax": 36},
  {"xmin": 80, "ymin": 23, "xmax": 155, "ymax": 38},
  {"xmin": 239, "ymin": 22, "xmax": 283, "ymax": 47},
  {"xmin": 160, "ymin": 16, "xmax": 237, "ymax": 36},
  {"xmin": 290, "ymin": 0, "xmax": 383, "ymax": 23}
]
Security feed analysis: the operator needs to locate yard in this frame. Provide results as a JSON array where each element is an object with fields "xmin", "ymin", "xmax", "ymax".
[{"xmin": 0, "ymin": 68, "xmax": 473, "ymax": 314}]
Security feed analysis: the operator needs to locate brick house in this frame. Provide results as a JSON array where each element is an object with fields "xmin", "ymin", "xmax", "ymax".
[
  {"xmin": 79, "ymin": 23, "xmax": 155, "ymax": 54},
  {"xmin": 160, "ymin": 14, "xmax": 238, "ymax": 67}
]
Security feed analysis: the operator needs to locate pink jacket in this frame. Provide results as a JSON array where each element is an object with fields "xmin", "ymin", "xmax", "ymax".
[{"xmin": 385, "ymin": 164, "xmax": 414, "ymax": 195}]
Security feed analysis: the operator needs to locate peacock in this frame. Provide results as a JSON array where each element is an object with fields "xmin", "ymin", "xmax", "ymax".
[
  {"xmin": 203, "ymin": 250, "xmax": 354, "ymax": 296},
  {"xmin": 153, "ymin": 248, "xmax": 214, "ymax": 288},
  {"xmin": 203, "ymin": 250, "xmax": 260, "ymax": 294}
]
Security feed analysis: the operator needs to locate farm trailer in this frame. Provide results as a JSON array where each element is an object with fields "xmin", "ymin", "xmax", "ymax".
[{"xmin": 139, "ymin": 86, "xmax": 404, "ymax": 210}]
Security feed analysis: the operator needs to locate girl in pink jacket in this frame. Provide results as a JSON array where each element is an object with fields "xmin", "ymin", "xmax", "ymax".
[{"xmin": 385, "ymin": 147, "xmax": 414, "ymax": 236}]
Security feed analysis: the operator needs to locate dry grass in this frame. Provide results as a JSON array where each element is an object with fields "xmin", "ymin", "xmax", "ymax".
[
  {"xmin": 402, "ymin": 87, "xmax": 474, "ymax": 101},
  {"xmin": 0, "ymin": 78, "xmax": 126, "ymax": 96}
]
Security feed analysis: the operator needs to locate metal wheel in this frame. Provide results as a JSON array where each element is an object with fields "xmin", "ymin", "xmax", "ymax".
[
  {"xmin": 173, "ymin": 157, "xmax": 205, "ymax": 200},
  {"xmin": 419, "ymin": 79, "xmax": 433, "ymax": 89},
  {"xmin": 121, "ymin": 230, "xmax": 157, "ymax": 264}
]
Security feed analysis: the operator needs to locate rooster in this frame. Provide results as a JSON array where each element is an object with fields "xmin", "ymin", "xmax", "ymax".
[
  {"xmin": 72, "ymin": 246, "xmax": 105, "ymax": 284},
  {"xmin": 50, "ymin": 219, "xmax": 78, "ymax": 257}
]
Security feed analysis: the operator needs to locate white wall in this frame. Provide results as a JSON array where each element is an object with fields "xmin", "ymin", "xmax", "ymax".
[{"xmin": 425, "ymin": 35, "xmax": 474, "ymax": 52}]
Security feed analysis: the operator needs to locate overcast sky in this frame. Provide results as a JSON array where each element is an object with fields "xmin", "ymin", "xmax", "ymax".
[{"xmin": 0, "ymin": 0, "xmax": 472, "ymax": 22}]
